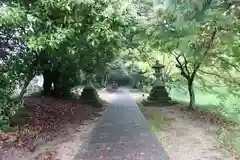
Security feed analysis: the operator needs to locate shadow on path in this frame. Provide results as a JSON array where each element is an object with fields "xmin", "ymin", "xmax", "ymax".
[{"xmin": 74, "ymin": 88, "xmax": 169, "ymax": 160}]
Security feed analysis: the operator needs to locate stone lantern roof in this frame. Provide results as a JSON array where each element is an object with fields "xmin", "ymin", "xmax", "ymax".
[{"xmin": 152, "ymin": 60, "xmax": 165, "ymax": 69}]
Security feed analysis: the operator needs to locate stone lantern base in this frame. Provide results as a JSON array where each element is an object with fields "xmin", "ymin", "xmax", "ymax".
[
  {"xmin": 80, "ymin": 86, "xmax": 103, "ymax": 108},
  {"xmin": 143, "ymin": 85, "xmax": 174, "ymax": 106}
]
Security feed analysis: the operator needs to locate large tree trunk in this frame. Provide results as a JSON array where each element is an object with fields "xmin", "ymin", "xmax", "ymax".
[
  {"xmin": 52, "ymin": 70, "xmax": 61, "ymax": 95},
  {"xmin": 187, "ymin": 79, "xmax": 195, "ymax": 110},
  {"xmin": 43, "ymin": 69, "xmax": 62, "ymax": 96},
  {"xmin": 43, "ymin": 70, "xmax": 53, "ymax": 95},
  {"xmin": 103, "ymin": 72, "xmax": 108, "ymax": 87}
]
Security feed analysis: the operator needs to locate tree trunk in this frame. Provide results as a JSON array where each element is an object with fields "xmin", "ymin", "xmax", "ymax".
[
  {"xmin": 187, "ymin": 79, "xmax": 195, "ymax": 110},
  {"xmin": 104, "ymin": 72, "xmax": 108, "ymax": 87},
  {"xmin": 43, "ymin": 70, "xmax": 53, "ymax": 95},
  {"xmin": 52, "ymin": 70, "xmax": 61, "ymax": 95},
  {"xmin": 19, "ymin": 75, "xmax": 34, "ymax": 99}
]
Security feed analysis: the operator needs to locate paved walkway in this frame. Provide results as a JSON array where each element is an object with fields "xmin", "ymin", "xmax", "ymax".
[{"xmin": 74, "ymin": 88, "xmax": 169, "ymax": 160}]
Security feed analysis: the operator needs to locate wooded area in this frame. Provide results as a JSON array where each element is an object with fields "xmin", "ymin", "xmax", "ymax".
[{"xmin": 0, "ymin": 0, "xmax": 240, "ymax": 158}]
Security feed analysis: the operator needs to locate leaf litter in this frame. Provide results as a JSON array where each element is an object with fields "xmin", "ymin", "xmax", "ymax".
[{"xmin": 0, "ymin": 95, "xmax": 105, "ymax": 160}]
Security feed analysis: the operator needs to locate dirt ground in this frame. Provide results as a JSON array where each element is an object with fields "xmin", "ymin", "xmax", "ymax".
[
  {"xmin": 1, "ymin": 119, "xmax": 100, "ymax": 160},
  {"xmin": 0, "ymin": 93, "xmax": 108, "ymax": 160},
  {"xmin": 1, "ymin": 90, "xmax": 239, "ymax": 160},
  {"xmin": 157, "ymin": 105, "xmax": 239, "ymax": 160}
]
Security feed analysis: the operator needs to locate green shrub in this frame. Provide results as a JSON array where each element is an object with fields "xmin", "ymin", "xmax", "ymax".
[{"xmin": 0, "ymin": 74, "xmax": 14, "ymax": 130}]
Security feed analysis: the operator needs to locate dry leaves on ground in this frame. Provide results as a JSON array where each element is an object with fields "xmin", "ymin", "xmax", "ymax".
[{"xmin": 0, "ymin": 95, "xmax": 104, "ymax": 160}]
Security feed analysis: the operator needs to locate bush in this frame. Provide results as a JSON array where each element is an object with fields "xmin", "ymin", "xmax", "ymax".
[{"xmin": 0, "ymin": 74, "xmax": 15, "ymax": 130}]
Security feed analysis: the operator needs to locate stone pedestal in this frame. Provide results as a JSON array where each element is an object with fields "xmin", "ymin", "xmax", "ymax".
[
  {"xmin": 143, "ymin": 85, "xmax": 173, "ymax": 106},
  {"xmin": 143, "ymin": 60, "xmax": 176, "ymax": 106},
  {"xmin": 80, "ymin": 86, "xmax": 102, "ymax": 107}
]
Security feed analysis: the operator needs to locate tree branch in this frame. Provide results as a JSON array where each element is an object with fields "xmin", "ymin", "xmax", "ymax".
[
  {"xmin": 175, "ymin": 54, "xmax": 189, "ymax": 79},
  {"xmin": 191, "ymin": 25, "xmax": 217, "ymax": 79},
  {"xmin": 216, "ymin": 55, "xmax": 240, "ymax": 72},
  {"xmin": 198, "ymin": 69, "xmax": 240, "ymax": 85},
  {"xmin": 181, "ymin": 53, "xmax": 191, "ymax": 76},
  {"xmin": 204, "ymin": 26, "xmax": 217, "ymax": 54}
]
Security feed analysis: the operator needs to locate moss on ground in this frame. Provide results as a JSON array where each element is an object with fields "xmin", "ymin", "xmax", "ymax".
[{"xmin": 138, "ymin": 103, "xmax": 170, "ymax": 131}]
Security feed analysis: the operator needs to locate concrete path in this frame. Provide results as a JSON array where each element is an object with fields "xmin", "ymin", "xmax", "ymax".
[{"xmin": 74, "ymin": 88, "xmax": 169, "ymax": 160}]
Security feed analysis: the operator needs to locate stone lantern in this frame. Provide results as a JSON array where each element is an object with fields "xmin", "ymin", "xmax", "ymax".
[
  {"xmin": 152, "ymin": 60, "xmax": 165, "ymax": 86},
  {"xmin": 144, "ymin": 60, "xmax": 171, "ymax": 105}
]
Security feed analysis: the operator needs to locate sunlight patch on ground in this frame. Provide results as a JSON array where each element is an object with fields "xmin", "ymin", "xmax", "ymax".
[{"xmin": 138, "ymin": 103, "xmax": 171, "ymax": 132}]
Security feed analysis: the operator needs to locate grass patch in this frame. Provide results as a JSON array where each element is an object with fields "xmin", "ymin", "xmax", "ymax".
[
  {"xmin": 170, "ymin": 87, "xmax": 240, "ymax": 123},
  {"xmin": 138, "ymin": 102, "xmax": 171, "ymax": 145},
  {"xmin": 138, "ymin": 103, "xmax": 170, "ymax": 132}
]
